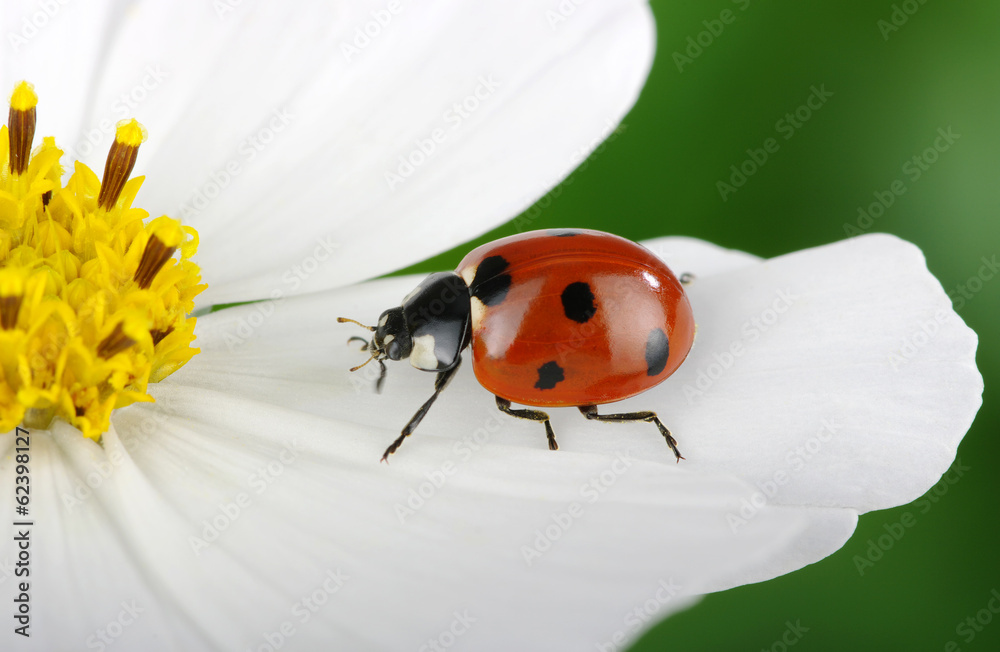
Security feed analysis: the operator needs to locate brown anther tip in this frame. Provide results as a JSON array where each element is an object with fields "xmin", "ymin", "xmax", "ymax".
[
  {"xmin": 97, "ymin": 322, "xmax": 137, "ymax": 359},
  {"xmin": 150, "ymin": 326, "xmax": 174, "ymax": 346},
  {"xmin": 97, "ymin": 139, "xmax": 140, "ymax": 210},
  {"xmin": 134, "ymin": 235, "xmax": 177, "ymax": 289},
  {"xmin": 0, "ymin": 294, "xmax": 24, "ymax": 329},
  {"xmin": 7, "ymin": 105, "xmax": 35, "ymax": 176}
]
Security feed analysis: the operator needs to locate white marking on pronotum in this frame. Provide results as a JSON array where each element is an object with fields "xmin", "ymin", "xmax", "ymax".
[
  {"xmin": 459, "ymin": 264, "xmax": 477, "ymax": 286},
  {"xmin": 470, "ymin": 296, "xmax": 487, "ymax": 332},
  {"xmin": 410, "ymin": 333, "xmax": 440, "ymax": 370}
]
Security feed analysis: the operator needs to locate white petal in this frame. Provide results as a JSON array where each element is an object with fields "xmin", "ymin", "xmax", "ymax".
[
  {"xmin": 0, "ymin": 423, "xmax": 208, "ymax": 650},
  {"xmin": 3, "ymin": 1, "xmax": 656, "ymax": 305},
  {"xmin": 123, "ymin": 389, "xmax": 839, "ymax": 650},
  {"xmin": 1, "ymin": 394, "xmax": 838, "ymax": 650},
  {"xmin": 666, "ymin": 233, "xmax": 982, "ymax": 513}
]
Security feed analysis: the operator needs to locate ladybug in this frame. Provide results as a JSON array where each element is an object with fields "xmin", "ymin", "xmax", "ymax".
[{"xmin": 338, "ymin": 229, "xmax": 695, "ymax": 462}]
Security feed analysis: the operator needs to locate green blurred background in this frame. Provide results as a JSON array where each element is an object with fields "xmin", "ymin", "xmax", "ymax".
[{"xmin": 402, "ymin": 0, "xmax": 999, "ymax": 650}]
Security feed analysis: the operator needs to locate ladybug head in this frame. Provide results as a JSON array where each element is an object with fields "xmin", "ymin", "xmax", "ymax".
[
  {"xmin": 338, "ymin": 272, "xmax": 472, "ymax": 391},
  {"xmin": 373, "ymin": 307, "xmax": 414, "ymax": 361}
]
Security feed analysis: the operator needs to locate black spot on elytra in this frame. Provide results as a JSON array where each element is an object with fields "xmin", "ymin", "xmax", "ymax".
[
  {"xmin": 471, "ymin": 255, "xmax": 512, "ymax": 306},
  {"xmin": 561, "ymin": 282, "xmax": 596, "ymax": 323},
  {"xmin": 548, "ymin": 229, "xmax": 581, "ymax": 237},
  {"xmin": 645, "ymin": 328, "xmax": 670, "ymax": 376},
  {"xmin": 534, "ymin": 361, "xmax": 565, "ymax": 390}
]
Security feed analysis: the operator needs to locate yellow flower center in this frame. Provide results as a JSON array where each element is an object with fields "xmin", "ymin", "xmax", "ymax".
[{"xmin": 0, "ymin": 81, "xmax": 204, "ymax": 439}]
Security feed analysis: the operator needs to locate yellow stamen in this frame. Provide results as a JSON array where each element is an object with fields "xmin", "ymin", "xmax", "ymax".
[
  {"xmin": 7, "ymin": 81, "xmax": 37, "ymax": 176},
  {"xmin": 97, "ymin": 119, "xmax": 147, "ymax": 210},
  {"xmin": 96, "ymin": 322, "xmax": 138, "ymax": 359},
  {"xmin": 0, "ymin": 268, "xmax": 25, "ymax": 329},
  {"xmin": 0, "ymin": 84, "xmax": 205, "ymax": 439},
  {"xmin": 135, "ymin": 219, "xmax": 183, "ymax": 289}
]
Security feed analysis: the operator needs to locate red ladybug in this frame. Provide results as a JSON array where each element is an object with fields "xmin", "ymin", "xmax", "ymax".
[{"xmin": 339, "ymin": 229, "xmax": 695, "ymax": 462}]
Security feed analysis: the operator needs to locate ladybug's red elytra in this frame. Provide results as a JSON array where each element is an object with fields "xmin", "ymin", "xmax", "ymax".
[{"xmin": 338, "ymin": 229, "xmax": 695, "ymax": 462}]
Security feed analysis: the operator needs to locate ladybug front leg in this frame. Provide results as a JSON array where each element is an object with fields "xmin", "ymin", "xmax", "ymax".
[
  {"xmin": 381, "ymin": 358, "xmax": 461, "ymax": 462},
  {"xmin": 577, "ymin": 405, "xmax": 684, "ymax": 463},
  {"xmin": 495, "ymin": 397, "xmax": 558, "ymax": 451}
]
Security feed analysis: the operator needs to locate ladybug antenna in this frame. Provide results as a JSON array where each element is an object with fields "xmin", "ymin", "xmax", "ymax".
[
  {"xmin": 337, "ymin": 317, "xmax": 375, "ymax": 331},
  {"xmin": 349, "ymin": 353, "xmax": 378, "ymax": 373},
  {"xmin": 338, "ymin": 316, "xmax": 387, "ymax": 393},
  {"xmin": 347, "ymin": 353, "xmax": 389, "ymax": 394}
]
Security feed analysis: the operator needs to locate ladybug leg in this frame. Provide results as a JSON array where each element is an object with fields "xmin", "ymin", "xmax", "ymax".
[
  {"xmin": 577, "ymin": 405, "xmax": 684, "ymax": 462},
  {"xmin": 679, "ymin": 272, "xmax": 695, "ymax": 285},
  {"xmin": 495, "ymin": 396, "xmax": 558, "ymax": 451},
  {"xmin": 381, "ymin": 359, "xmax": 461, "ymax": 462}
]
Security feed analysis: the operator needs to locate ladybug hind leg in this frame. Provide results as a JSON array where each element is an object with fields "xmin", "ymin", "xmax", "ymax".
[
  {"xmin": 381, "ymin": 358, "xmax": 461, "ymax": 462},
  {"xmin": 495, "ymin": 397, "xmax": 558, "ymax": 451},
  {"xmin": 577, "ymin": 405, "xmax": 684, "ymax": 463}
]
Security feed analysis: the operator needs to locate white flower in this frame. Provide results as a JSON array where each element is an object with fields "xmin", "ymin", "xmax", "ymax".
[{"xmin": 0, "ymin": 2, "xmax": 982, "ymax": 652}]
